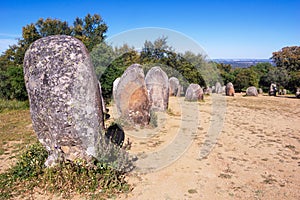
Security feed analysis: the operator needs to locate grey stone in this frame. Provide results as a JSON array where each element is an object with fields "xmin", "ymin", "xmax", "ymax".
[
  {"xmin": 169, "ymin": 77, "xmax": 180, "ymax": 96},
  {"xmin": 98, "ymin": 81, "xmax": 107, "ymax": 114},
  {"xmin": 23, "ymin": 35, "xmax": 104, "ymax": 167},
  {"xmin": 258, "ymin": 88, "xmax": 263, "ymax": 94},
  {"xmin": 113, "ymin": 77, "xmax": 120, "ymax": 101},
  {"xmin": 215, "ymin": 82, "xmax": 222, "ymax": 94},
  {"xmin": 115, "ymin": 64, "xmax": 150, "ymax": 125},
  {"xmin": 225, "ymin": 82, "xmax": 235, "ymax": 96},
  {"xmin": 283, "ymin": 89, "xmax": 287, "ymax": 95},
  {"xmin": 185, "ymin": 83, "xmax": 204, "ymax": 101},
  {"xmin": 145, "ymin": 66, "xmax": 169, "ymax": 111},
  {"xmin": 246, "ymin": 86, "xmax": 258, "ymax": 96},
  {"xmin": 204, "ymin": 87, "xmax": 212, "ymax": 95},
  {"xmin": 296, "ymin": 88, "xmax": 300, "ymax": 98},
  {"xmin": 176, "ymin": 84, "xmax": 182, "ymax": 97},
  {"xmin": 212, "ymin": 86, "xmax": 216, "ymax": 93},
  {"xmin": 269, "ymin": 83, "xmax": 277, "ymax": 96}
]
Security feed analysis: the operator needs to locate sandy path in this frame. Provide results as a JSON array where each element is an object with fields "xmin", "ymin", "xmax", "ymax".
[{"xmin": 117, "ymin": 94, "xmax": 300, "ymax": 200}]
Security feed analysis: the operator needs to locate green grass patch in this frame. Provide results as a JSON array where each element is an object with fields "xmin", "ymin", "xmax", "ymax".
[
  {"xmin": 0, "ymin": 99, "xmax": 29, "ymax": 113},
  {"xmin": 0, "ymin": 109, "xmax": 36, "ymax": 155},
  {"xmin": 0, "ymin": 143, "xmax": 131, "ymax": 199}
]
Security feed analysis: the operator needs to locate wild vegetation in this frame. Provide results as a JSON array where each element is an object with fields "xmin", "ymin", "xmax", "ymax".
[{"xmin": 0, "ymin": 101, "xmax": 131, "ymax": 199}]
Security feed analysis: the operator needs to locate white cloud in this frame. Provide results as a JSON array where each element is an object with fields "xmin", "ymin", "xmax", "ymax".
[{"xmin": 0, "ymin": 39, "xmax": 18, "ymax": 54}]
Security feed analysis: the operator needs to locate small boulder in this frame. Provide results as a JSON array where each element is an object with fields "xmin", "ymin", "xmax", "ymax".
[
  {"xmin": 269, "ymin": 83, "xmax": 277, "ymax": 96},
  {"xmin": 185, "ymin": 83, "xmax": 204, "ymax": 101},
  {"xmin": 246, "ymin": 86, "xmax": 258, "ymax": 96},
  {"xmin": 296, "ymin": 88, "xmax": 300, "ymax": 98},
  {"xmin": 169, "ymin": 77, "xmax": 180, "ymax": 96},
  {"xmin": 225, "ymin": 82, "xmax": 235, "ymax": 96}
]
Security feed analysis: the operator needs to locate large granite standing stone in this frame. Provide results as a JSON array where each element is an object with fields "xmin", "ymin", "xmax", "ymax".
[
  {"xmin": 215, "ymin": 82, "xmax": 222, "ymax": 94},
  {"xmin": 115, "ymin": 64, "xmax": 150, "ymax": 125},
  {"xmin": 145, "ymin": 66, "xmax": 169, "ymax": 111},
  {"xmin": 185, "ymin": 83, "xmax": 204, "ymax": 101},
  {"xmin": 169, "ymin": 77, "xmax": 180, "ymax": 96},
  {"xmin": 246, "ymin": 86, "xmax": 258, "ymax": 96},
  {"xmin": 23, "ymin": 35, "xmax": 104, "ymax": 166},
  {"xmin": 225, "ymin": 82, "xmax": 235, "ymax": 96}
]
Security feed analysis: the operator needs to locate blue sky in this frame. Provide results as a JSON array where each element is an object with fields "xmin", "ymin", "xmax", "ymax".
[{"xmin": 0, "ymin": 0, "xmax": 299, "ymax": 59}]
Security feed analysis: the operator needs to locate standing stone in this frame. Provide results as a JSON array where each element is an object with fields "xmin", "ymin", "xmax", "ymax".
[
  {"xmin": 212, "ymin": 86, "xmax": 216, "ymax": 93},
  {"xmin": 113, "ymin": 77, "xmax": 120, "ymax": 101},
  {"xmin": 258, "ymin": 88, "xmax": 263, "ymax": 94},
  {"xmin": 115, "ymin": 64, "xmax": 150, "ymax": 125},
  {"xmin": 246, "ymin": 86, "xmax": 258, "ymax": 96},
  {"xmin": 145, "ymin": 66, "xmax": 169, "ymax": 111},
  {"xmin": 269, "ymin": 83, "xmax": 277, "ymax": 96},
  {"xmin": 185, "ymin": 84, "xmax": 204, "ymax": 101},
  {"xmin": 225, "ymin": 82, "xmax": 235, "ymax": 96},
  {"xmin": 222, "ymin": 86, "xmax": 226, "ymax": 94},
  {"xmin": 204, "ymin": 87, "xmax": 212, "ymax": 95},
  {"xmin": 296, "ymin": 88, "xmax": 300, "ymax": 98},
  {"xmin": 23, "ymin": 35, "xmax": 104, "ymax": 167},
  {"xmin": 215, "ymin": 82, "xmax": 222, "ymax": 94},
  {"xmin": 283, "ymin": 89, "xmax": 287, "ymax": 95},
  {"xmin": 176, "ymin": 85, "xmax": 182, "ymax": 97},
  {"xmin": 169, "ymin": 77, "xmax": 180, "ymax": 96}
]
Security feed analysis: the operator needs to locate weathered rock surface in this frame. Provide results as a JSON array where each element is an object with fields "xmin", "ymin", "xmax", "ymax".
[
  {"xmin": 258, "ymin": 88, "xmax": 263, "ymax": 94},
  {"xmin": 269, "ymin": 83, "xmax": 277, "ymax": 96},
  {"xmin": 246, "ymin": 86, "xmax": 258, "ymax": 96},
  {"xmin": 225, "ymin": 82, "xmax": 235, "ymax": 96},
  {"xmin": 296, "ymin": 88, "xmax": 300, "ymax": 98},
  {"xmin": 145, "ymin": 66, "xmax": 169, "ymax": 111},
  {"xmin": 113, "ymin": 77, "xmax": 120, "ymax": 101},
  {"xmin": 176, "ymin": 85, "xmax": 182, "ymax": 97},
  {"xmin": 169, "ymin": 77, "xmax": 180, "ymax": 96},
  {"xmin": 215, "ymin": 82, "xmax": 222, "ymax": 94},
  {"xmin": 23, "ymin": 35, "xmax": 104, "ymax": 167},
  {"xmin": 185, "ymin": 83, "xmax": 204, "ymax": 101},
  {"xmin": 115, "ymin": 64, "xmax": 150, "ymax": 125},
  {"xmin": 212, "ymin": 86, "xmax": 216, "ymax": 93}
]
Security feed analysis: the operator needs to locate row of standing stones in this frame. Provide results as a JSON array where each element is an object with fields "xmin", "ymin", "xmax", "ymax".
[{"xmin": 23, "ymin": 35, "xmax": 299, "ymax": 167}]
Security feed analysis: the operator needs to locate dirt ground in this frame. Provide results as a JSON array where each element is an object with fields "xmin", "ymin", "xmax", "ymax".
[
  {"xmin": 116, "ymin": 93, "xmax": 300, "ymax": 200},
  {"xmin": 1, "ymin": 93, "xmax": 299, "ymax": 199}
]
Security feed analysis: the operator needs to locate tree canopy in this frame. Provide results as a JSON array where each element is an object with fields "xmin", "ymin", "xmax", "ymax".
[
  {"xmin": 0, "ymin": 13, "xmax": 107, "ymax": 69},
  {"xmin": 0, "ymin": 13, "xmax": 107, "ymax": 100},
  {"xmin": 272, "ymin": 46, "xmax": 300, "ymax": 72}
]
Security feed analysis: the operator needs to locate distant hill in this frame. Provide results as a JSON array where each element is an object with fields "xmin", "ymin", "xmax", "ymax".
[{"xmin": 212, "ymin": 59, "xmax": 275, "ymax": 68}]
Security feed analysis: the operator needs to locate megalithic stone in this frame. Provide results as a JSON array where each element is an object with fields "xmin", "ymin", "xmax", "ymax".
[
  {"xmin": 23, "ymin": 35, "xmax": 104, "ymax": 167},
  {"xmin": 145, "ymin": 66, "xmax": 169, "ymax": 111},
  {"xmin": 115, "ymin": 64, "xmax": 150, "ymax": 125}
]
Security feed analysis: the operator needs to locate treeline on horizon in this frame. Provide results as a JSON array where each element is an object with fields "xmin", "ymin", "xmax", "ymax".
[{"xmin": 0, "ymin": 13, "xmax": 299, "ymax": 102}]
